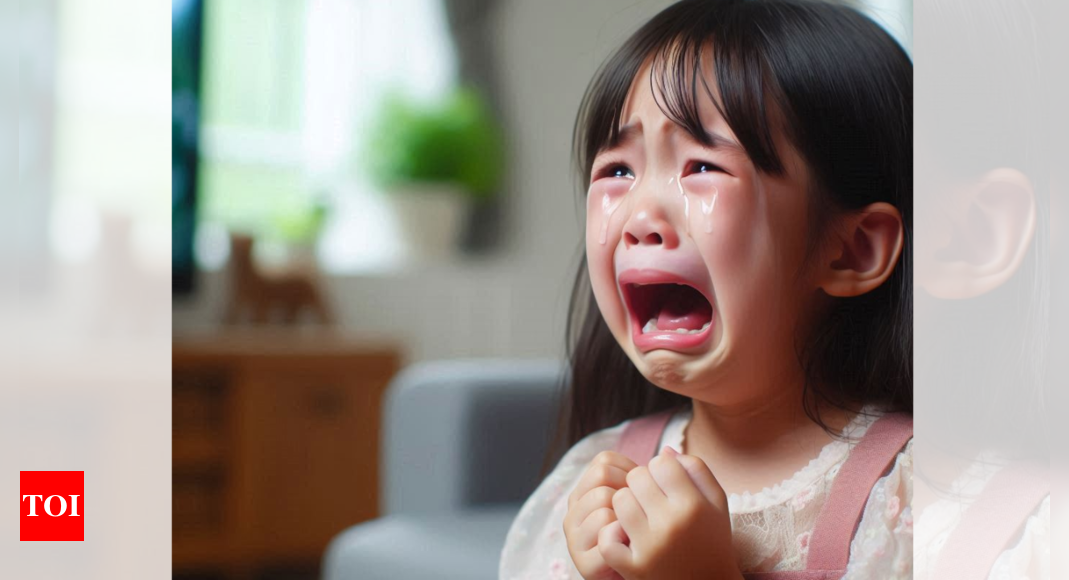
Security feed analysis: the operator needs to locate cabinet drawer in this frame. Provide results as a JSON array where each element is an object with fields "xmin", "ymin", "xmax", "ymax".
[
  {"xmin": 173, "ymin": 466, "xmax": 225, "ymax": 535},
  {"xmin": 173, "ymin": 368, "xmax": 229, "ymax": 435},
  {"xmin": 232, "ymin": 364, "xmax": 394, "ymax": 559}
]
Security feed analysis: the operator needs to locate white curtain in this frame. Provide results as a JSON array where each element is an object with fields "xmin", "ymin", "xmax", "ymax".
[
  {"xmin": 302, "ymin": 0, "xmax": 458, "ymax": 271},
  {"xmin": 302, "ymin": 0, "xmax": 457, "ymax": 176}
]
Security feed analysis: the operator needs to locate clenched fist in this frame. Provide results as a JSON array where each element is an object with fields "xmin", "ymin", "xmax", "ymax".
[
  {"xmin": 566, "ymin": 447, "xmax": 743, "ymax": 580},
  {"xmin": 564, "ymin": 451, "xmax": 638, "ymax": 580},
  {"xmin": 601, "ymin": 446, "xmax": 742, "ymax": 580}
]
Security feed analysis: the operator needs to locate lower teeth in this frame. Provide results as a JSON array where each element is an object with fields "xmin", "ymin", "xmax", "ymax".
[{"xmin": 641, "ymin": 319, "xmax": 712, "ymax": 335}]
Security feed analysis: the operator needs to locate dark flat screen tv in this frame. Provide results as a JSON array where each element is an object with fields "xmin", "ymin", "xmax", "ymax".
[{"xmin": 172, "ymin": 0, "xmax": 203, "ymax": 294}]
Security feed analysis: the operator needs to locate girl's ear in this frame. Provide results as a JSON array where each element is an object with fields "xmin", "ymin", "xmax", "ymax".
[
  {"xmin": 819, "ymin": 202, "xmax": 905, "ymax": 298},
  {"xmin": 916, "ymin": 168, "xmax": 1035, "ymax": 300}
]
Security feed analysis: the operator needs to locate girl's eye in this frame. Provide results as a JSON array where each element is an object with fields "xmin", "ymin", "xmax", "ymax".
[
  {"xmin": 687, "ymin": 161, "xmax": 725, "ymax": 175},
  {"xmin": 596, "ymin": 164, "xmax": 635, "ymax": 180}
]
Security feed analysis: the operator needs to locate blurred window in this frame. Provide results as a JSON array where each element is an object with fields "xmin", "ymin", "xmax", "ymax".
[{"xmin": 199, "ymin": 0, "xmax": 458, "ymax": 273}]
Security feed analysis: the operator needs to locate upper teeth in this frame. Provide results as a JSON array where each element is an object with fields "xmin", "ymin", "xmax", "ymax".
[{"xmin": 641, "ymin": 319, "xmax": 711, "ymax": 335}]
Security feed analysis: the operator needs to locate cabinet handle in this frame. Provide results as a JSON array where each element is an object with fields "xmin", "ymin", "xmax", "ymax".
[{"xmin": 308, "ymin": 387, "xmax": 345, "ymax": 418}]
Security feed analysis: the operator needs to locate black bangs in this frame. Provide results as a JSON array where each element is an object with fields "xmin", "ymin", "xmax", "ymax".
[{"xmin": 573, "ymin": 0, "xmax": 790, "ymax": 188}]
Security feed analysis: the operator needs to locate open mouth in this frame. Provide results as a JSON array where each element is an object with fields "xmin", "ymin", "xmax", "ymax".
[{"xmin": 619, "ymin": 273, "xmax": 715, "ymax": 352}]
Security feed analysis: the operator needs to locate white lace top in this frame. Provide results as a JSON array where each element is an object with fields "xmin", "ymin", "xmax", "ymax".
[
  {"xmin": 500, "ymin": 405, "xmax": 913, "ymax": 580},
  {"xmin": 913, "ymin": 452, "xmax": 1051, "ymax": 580}
]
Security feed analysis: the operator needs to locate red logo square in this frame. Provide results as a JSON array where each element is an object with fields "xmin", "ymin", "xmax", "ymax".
[{"xmin": 20, "ymin": 471, "xmax": 84, "ymax": 541}]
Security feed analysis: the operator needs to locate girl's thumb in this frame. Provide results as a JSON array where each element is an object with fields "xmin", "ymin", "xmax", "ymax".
[{"xmin": 670, "ymin": 450, "xmax": 728, "ymax": 509}]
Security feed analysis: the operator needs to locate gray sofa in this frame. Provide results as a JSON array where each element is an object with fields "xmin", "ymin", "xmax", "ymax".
[{"xmin": 323, "ymin": 359, "xmax": 564, "ymax": 580}]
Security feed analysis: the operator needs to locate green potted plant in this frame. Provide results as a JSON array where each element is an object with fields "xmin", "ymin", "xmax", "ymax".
[{"xmin": 365, "ymin": 87, "xmax": 504, "ymax": 259}]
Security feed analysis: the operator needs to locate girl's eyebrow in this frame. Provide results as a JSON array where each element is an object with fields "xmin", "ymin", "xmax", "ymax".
[
  {"xmin": 603, "ymin": 122, "xmax": 643, "ymax": 152},
  {"xmin": 682, "ymin": 126, "xmax": 744, "ymax": 154},
  {"xmin": 604, "ymin": 121, "xmax": 743, "ymax": 155},
  {"xmin": 707, "ymin": 132, "xmax": 744, "ymax": 153}
]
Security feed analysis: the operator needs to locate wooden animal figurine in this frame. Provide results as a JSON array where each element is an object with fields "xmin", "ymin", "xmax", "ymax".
[{"xmin": 222, "ymin": 234, "xmax": 334, "ymax": 325}]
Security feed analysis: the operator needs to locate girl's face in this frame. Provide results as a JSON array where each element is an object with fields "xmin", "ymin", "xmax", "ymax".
[{"xmin": 586, "ymin": 69, "xmax": 822, "ymax": 404}]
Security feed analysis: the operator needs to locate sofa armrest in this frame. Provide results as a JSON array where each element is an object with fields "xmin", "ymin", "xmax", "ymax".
[
  {"xmin": 382, "ymin": 359, "xmax": 563, "ymax": 516},
  {"xmin": 323, "ymin": 505, "xmax": 519, "ymax": 580}
]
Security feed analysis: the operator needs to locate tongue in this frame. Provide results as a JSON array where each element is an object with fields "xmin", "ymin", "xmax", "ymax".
[{"xmin": 656, "ymin": 286, "xmax": 712, "ymax": 331}]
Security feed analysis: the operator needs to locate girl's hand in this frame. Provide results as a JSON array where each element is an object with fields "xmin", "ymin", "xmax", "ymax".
[
  {"xmin": 599, "ymin": 447, "xmax": 743, "ymax": 580},
  {"xmin": 564, "ymin": 451, "xmax": 639, "ymax": 580}
]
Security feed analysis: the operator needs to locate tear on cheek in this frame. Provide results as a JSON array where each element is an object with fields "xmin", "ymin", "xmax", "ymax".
[
  {"xmin": 699, "ymin": 189, "xmax": 718, "ymax": 233},
  {"xmin": 589, "ymin": 180, "xmax": 634, "ymax": 245},
  {"xmin": 677, "ymin": 176, "xmax": 719, "ymax": 235},
  {"xmin": 599, "ymin": 193, "xmax": 625, "ymax": 245}
]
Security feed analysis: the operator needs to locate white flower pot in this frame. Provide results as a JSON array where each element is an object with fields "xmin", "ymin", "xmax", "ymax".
[{"xmin": 385, "ymin": 184, "xmax": 469, "ymax": 261}]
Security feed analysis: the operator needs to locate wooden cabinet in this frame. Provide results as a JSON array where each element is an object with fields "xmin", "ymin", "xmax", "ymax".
[{"xmin": 173, "ymin": 333, "xmax": 401, "ymax": 579}]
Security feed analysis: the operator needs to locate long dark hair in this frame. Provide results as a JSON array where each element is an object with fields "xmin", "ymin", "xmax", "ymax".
[{"xmin": 544, "ymin": 0, "xmax": 913, "ymax": 469}]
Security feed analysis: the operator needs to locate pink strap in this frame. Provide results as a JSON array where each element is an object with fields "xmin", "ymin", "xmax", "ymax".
[
  {"xmin": 744, "ymin": 572, "xmax": 843, "ymax": 580},
  {"xmin": 614, "ymin": 408, "xmax": 677, "ymax": 466},
  {"xmin": 805, "ymin": 413, "xmax": 913, "ymax": 572},
  {"xmin": 933, "ymin": 460, "xmax": 1049, "ymax": 579}
]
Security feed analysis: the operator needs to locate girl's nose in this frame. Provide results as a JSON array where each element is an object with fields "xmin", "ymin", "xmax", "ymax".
[{"xmin": 622, "ymin": 202, "xmax": 680, "ymax": 249}]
